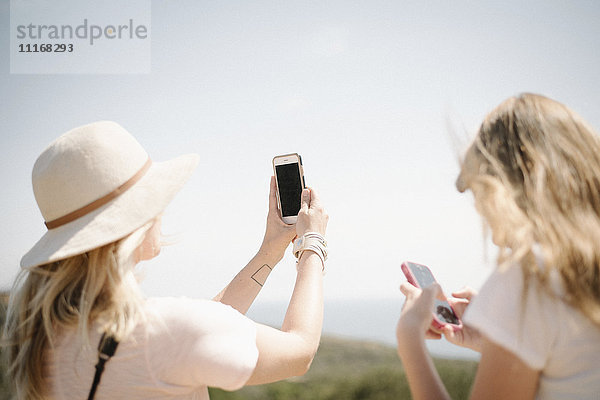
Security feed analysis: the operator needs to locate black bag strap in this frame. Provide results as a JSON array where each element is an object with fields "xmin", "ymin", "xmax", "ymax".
[{"xmin": 87, "ymin": 333, "xmax": 119, "ymax": 400}]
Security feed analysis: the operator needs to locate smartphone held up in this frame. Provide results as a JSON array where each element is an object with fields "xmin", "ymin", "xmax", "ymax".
[
  {"xmin": 401, "ymin": 261, "xmax": 462, "ymax": 331},
  {"xmin": 272, "ymin": 153, "xmax": 305, "ymax": 224}
]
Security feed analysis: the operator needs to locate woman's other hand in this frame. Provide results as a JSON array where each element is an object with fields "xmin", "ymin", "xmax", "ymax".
[
  {"xmin": 296, "ymin": 187, "xmax": 328, "ymax": 237},
  {"xmin": 259, "ymin": 176, "xmax": 297, "ymax": 262},
  {"xmin": 442, "ymin": 286, "xmax": 482, "ymax": 352}
]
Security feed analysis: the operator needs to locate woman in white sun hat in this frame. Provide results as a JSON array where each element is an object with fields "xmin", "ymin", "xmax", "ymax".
[{"xmin": 2, "ymin": 121, "xmax": 328, "ymax": 399}]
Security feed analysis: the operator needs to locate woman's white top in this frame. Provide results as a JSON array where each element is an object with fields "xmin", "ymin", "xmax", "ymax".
[
  {"xmin": 464, "ymin": 263, "xmax": 600, "ymax": 400},
  {"xmin": 46, "ymin": 297, "xmax": 259, "ymax": 399}
]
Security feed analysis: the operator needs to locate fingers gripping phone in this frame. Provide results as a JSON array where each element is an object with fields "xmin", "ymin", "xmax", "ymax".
[
  {"xmin": 401, "ymin": 261, "xmax": 462, "ymax": 331},
  {"xmin": 273, "ymin": 153, "xmax": 306, "ymax": 224}
]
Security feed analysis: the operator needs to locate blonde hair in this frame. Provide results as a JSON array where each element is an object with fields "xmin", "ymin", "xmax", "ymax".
[
  {"xmin": 1, "ymin": 222, "xmax": 153, "ymax": 399},
  {"xmin": 462, "ymin": 93, "xmax": 600, "ymax": 327}
]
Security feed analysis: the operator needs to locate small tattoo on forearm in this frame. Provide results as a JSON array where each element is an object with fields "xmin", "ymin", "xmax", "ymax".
[{"xmin": 251, "ymin": 264, "xmax": 272, "ymax": 287}]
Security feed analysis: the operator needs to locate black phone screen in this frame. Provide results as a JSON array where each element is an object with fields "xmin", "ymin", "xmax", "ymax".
[
  {"xmin": 407, "ymin": 263, "xmax": 460, "ymax": 325},
  {"xmin": 275, "ymin": 163, "xmax": 303, "ymax": 217}
]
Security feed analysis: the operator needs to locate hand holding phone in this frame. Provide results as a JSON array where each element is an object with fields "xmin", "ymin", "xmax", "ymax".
[
  {"xmin": 401, "ymin": 261, "xmax": 462, "ymax": 331},
  {"xmin": 258, "ymin": 176, "xmax": 298, "ymax": 261},
  {"xmin": 272, "ymin": 153, "xmax": 305, "ymax": 224}
]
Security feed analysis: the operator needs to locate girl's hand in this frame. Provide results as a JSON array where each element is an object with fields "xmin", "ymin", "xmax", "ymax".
[
  {"xmin": 442, "ymin": 286, "xmax": 483, "ymax": 352},
  {"xmin": 396, "ymin": 282, "xmax": 441, "ymax": 353},
  {"xmin": 296, "ymin": 187, "xmax": 328, "ymax": 237},
  {"xmin": 259, "ymin": 176, "xmax": 297, "ymax": 262}
]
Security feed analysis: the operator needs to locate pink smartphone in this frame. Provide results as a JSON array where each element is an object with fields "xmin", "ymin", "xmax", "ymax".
[{"xmin": 401, "ymin": 261, "xmax": 462, "ymax": 331}]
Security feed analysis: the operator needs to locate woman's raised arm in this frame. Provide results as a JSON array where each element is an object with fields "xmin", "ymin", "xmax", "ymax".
[
  {"xmin": 213, "ymin": 176, "xmax": 296, "ymax": 314},
  {"xmin": 245, "ymin": 187, "xmax": 328, "ymax": 384}
]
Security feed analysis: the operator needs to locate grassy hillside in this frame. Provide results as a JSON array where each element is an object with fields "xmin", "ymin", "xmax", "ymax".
[
  {"xmin": 0, "ymin": 293, "xmax": 477, "ymax": 399},
  {"xmin": 209, "ymin": 335, "xmax": 477, "ymax": 400}
]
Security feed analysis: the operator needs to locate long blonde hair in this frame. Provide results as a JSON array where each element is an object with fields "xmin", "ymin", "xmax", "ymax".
[
  {"xmin": 462, "ymin": 93, "xmax": 600, "ymax": 327},
  {"xmin": 1, "ymin": 222, "xmax": 152, "ymax": 399}
]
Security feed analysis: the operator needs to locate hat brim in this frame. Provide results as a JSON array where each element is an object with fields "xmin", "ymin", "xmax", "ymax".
[{"xmin": 21, "ymin": 153, "xmax": 199, "ymax": 269}]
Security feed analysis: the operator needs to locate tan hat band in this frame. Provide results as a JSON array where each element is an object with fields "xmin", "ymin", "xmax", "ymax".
[{"xmin": 45, "ymin": 158, "xmax": 153, "ymax": 230}]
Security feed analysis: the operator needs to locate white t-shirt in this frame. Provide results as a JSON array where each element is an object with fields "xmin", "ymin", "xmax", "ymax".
[
  {"xmin": 464, "ymin": 264, "xmax": 600, "ymax": 400},
  {"xmin": 45, "ymin": 297, "xmax": 259, "ymax": 399}
]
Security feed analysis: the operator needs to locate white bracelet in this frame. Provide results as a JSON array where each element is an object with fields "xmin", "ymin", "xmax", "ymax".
[
  {"xmin": 293, "ymin": 232, "xmax": 327, "ymax": 272},
  {"xmin": 293, "ymin": 232, "xmax": 327, "ymax": 259}
]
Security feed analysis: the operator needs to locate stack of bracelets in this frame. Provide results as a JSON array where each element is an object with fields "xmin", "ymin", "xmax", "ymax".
[{"xmin": 292, "ymin": 232, "xmax": 328, "ymax": 271}]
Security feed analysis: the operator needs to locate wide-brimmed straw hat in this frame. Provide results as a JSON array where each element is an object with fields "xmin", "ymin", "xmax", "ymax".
[{"xmin": 21, "ymin": 121, "xmax": 199, "ymax": 269}]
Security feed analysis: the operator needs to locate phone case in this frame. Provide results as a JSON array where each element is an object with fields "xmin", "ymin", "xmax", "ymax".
[
  {"xmin": 401, "ymin": 261, "xmax": 462, "ymax": 331},
  {"xmin": 272, "ymin": 153, "xmax": 305, "ymax": 223}
]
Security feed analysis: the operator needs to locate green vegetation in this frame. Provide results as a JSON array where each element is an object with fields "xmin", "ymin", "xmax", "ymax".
[
  {"xmin": 0, "ymin": 293, "xmax": 477, "ymax": 399},
  {"xmin": 209, "ymin": 336, "xmax": 477, "ymax": 400}
]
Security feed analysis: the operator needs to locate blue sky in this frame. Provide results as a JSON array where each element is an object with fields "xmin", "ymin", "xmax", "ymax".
[{"xmin": 2, "ymin": 0, "xmax": 600, "ymax": 304}]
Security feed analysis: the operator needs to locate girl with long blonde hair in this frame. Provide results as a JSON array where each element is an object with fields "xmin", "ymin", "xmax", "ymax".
[
  {"xmin": 2, "ymin": 121, "xmax": 328, "ymax": 399},
  {"xmin": 396, "ymin": 93, "xmax": 600, "ymax": 399}
]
